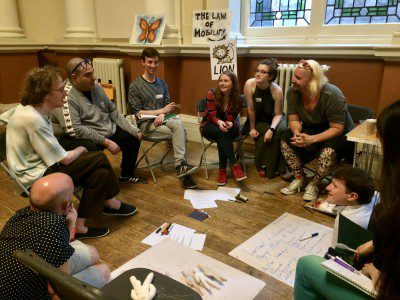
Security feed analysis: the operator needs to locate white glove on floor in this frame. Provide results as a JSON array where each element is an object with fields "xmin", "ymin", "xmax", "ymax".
[
  {"xmin": 194, "ymin": 269, "xmax": 221, "ymax": 290},
  {"xmin": 130, "ymin": 272, "xmax": 156, "ymax": 300}
]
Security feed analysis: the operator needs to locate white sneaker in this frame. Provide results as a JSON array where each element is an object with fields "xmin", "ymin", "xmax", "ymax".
[
  {"xmin": 303, "ymin": 182, "xmax": 319, "ymax": 202},
  {"xmin": 281, "ymin": 176, "xmax": 308, "ymax": 195}
]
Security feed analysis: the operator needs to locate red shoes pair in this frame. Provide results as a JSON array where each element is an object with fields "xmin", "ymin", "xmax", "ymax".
[{"xmin": 217, "ymin": 164, "xmax": 247, "ymax": 186}]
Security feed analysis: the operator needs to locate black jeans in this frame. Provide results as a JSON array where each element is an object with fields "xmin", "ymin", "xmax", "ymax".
[
  {"xmin": 58, "ymin": 126, "xmax": 141, "ymax": 177},
  {"xmin": 201, "ymin": 122, "xmax": 238, "ymax": 169},
  {"xmin": 44, "ymin": 151, "xmax": 120, "ymax": 218}
]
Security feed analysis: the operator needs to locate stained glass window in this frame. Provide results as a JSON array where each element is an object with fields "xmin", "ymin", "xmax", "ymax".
[
  {"xmin": 249, "ymin": 0, "xmax": 312, "ymax": 27},
  {"xmin": 325, "ymin": 0, "xmax": 400, "ymax": 24}
]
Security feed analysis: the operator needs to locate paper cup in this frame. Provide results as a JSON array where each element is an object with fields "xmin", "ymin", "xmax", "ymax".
[{"xmin": 365, "ymin": 119, "xmax": 377, "ymax": 135}]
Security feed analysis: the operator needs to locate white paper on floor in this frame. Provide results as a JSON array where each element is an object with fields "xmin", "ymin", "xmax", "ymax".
[
  {"xmin": 183, "ymin": 188, "xmax": 242, "ymax": 208},
  {"xmin": 111, "ymin": 239, "xmax": 266, "ymax": 300},
  {"xmin": 229, "ymin": 212, "xmax": 333, "ymax": 287},
  {"xmin": 190, "ymin": 198, "xmax": 218, "ymax": 209},
  {"xmin": 141, "ymin": 223, "xmax": 206, "ymax": 251},
  {"xmin": 216, "ymin": 187, "xmax": 240, "ymax": 201}
]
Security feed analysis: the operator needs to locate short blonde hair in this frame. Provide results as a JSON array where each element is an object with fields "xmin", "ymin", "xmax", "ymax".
[{"xmin": 296, "ymin": 59, "xmax": 328, "ymax": 99}]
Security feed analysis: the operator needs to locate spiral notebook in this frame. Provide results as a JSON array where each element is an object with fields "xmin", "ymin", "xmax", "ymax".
[{"xmin": 321, "ymin": 258, "xmax": 377, "ymax": 298}]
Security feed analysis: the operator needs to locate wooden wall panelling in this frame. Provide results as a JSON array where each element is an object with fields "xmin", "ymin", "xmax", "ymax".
[{"xmin": 0, "ymin": 53, "xmax": 39, "ymax": 104}]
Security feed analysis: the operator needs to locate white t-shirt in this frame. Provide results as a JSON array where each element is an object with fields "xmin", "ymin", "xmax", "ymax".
[
  {"xmin": 6, "ymin": 104, "xmax": 67, "ymax": 189},
  {"xmin": 331, "ymin": 191, "xmax": 380, "ymax": 247}
]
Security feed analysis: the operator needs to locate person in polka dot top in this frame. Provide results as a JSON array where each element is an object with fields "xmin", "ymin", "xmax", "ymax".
[{"xmin": 0, "ymin": 173, "xmax": 110, "ymax": 299}]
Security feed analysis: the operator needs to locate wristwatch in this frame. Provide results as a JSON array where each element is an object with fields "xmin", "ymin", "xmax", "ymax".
[{"xmin": 270, "ymin": 127, "xmax": 276, "ymax": 133}]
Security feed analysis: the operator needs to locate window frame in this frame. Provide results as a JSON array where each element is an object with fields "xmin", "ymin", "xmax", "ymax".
[{"xmin": 241, "ymin": 0, "xmax": 400, "ymax": 45}]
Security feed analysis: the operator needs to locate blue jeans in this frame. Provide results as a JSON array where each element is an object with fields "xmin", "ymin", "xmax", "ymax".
[{"xmin": 69, "ymin": 240, "xmax": 105, "ymax": 289}]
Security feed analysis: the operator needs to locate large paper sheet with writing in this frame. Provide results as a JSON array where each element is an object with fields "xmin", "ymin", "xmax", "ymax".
[
  {"xmin": 229, "ymin": 213, "xmax": 333, "ymax": 287},
  {"xmin": 111, "ymin": 239, "xmax": 265, "ymax": 300}
]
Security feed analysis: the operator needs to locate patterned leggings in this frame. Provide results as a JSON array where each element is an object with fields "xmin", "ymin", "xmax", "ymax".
[{"xmin": 280, "ymin": 139, "xmax": 337, "ymax": 184}]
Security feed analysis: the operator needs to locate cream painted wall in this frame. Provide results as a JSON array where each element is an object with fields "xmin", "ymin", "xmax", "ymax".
[
  {"xmin": 181, "ymin": 0, "xmax": 203, "ymax": 44},
  {"xmin": 206, "ymin": 0, "xmax": 229, "ymax": 10},
  {"xmin": 95, "ymin": 0, "xmax": 144, "ymax": 39},
  {"xmin": 94, "ymin": 0, "xmax": 229, "ymax": 43},
  {"xmin": 18, "ymin": 0, "xmax": 66, "ymax": 43}
]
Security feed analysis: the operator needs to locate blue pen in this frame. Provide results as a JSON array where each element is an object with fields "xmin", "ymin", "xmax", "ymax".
[{"xmin": 300, "ymin": 232, "xmax": 319, "ymax": 241}]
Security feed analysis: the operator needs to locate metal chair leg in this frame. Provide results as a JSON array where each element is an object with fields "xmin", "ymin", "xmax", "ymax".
[
  {"xmin": 200, "ymin": 137, "xmax": 209, "ymax": 180},
  {"xmin": 142, "ymin": 147, "xmax": 157, "ymax": 183},
  {"xmin": 1, "ymin": 162, "xmax": 30, "ymax": 196}
]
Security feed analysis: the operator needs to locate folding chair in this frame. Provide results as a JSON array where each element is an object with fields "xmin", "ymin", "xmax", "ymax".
[
  {"xmin": 197, "ymin": 98, "xmax": 246, "ymax": 180},
  {"xmin": 126, "ymin": 115, "xmax": 175, "ymax": 183},
  {"xmin": 239, "ymin": 94, "xmax": 255, "ymax": 160},
  {"xmin": 0, "ymin": 125, "xmax": 30, "ymax": 196}
]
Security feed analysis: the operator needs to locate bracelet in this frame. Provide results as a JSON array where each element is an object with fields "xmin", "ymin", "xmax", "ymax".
[{"xmin": 269, "ymin": 127, "xmax": 276, "ymax": 133}]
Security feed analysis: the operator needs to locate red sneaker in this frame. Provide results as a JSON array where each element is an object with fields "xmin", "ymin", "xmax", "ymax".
[
  {"xmin": 217, "ymin": 169, "xmax": 227, "ymax": 186},
  {"xmin": 232, "ymin": 164, "xmax": 247, "ymax": 181},
  {"xmin": 259, "ymin": 166, "xmax": 266, "ymax": 178}
]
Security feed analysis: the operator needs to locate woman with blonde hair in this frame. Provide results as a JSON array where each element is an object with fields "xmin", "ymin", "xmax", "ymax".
[{"xmin": 280, "ymin": 59, "xmax": 354, "ymax": 201}]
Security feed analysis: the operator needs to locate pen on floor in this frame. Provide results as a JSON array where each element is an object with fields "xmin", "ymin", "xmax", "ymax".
[
  {"xmin": 300, "ymin": 232, "xmax": 319, "ymax": 241},
  {"xmin": 263, "ymin": 190, "xmax": 275, "ymax": 196},
  {"xmin": 166, "ymin": 224, "xmax": 174, "ymax": 235},
  {"xmin": 164, "ymin": 223, "xmax": 172, "ymax": 235},
  {"xmin": 235, "ymin": 193, "xmax": 248, "ymax": 202},
  {"xmin": 160, "ymin": 223, "xmax": 169, "ymax": 235},
  {"xmin": 201, "ymin": 210, "xmax": 210, "ymax": 217}
]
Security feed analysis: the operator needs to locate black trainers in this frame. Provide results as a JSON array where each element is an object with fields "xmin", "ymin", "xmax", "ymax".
[
  {"xmin": 176, "ymin": 163, "xmax": 199, "ymax": 178},
  {"xmin": 180, "ymin": 175, "xmax": 197, "ymax": 189},
  {"xmin": 103, "ymin": 202, "xmax": 137, "ymax": 216},
  {"xmin": 119, "ymin": 175, "xmax": 148, "ymax": 184},
  {"xmin": 75, "ymin": 227, "xmax": 110, "ymax": 240}
]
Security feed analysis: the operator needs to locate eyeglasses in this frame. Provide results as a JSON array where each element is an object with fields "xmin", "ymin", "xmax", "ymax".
[
  {"xmin": 298, "ymin": 59, "xmax": 313, "ymax": 73},
  {"xmin": 254, "ymin": 69, "xmax": 270, "ymax": 75},
  {"xmin": 51, "ymin": 86, "xmax": 66, "ymax": 93},
  {"xmin": 70, "ymin": 58, "xmax": 92, "ymax": 75}
]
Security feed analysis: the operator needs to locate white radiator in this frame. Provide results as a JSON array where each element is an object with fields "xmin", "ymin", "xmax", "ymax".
[
  {"xmin": 275, "ymin": 63, "xmax": 330, "ymax": 114},
  {"xmin": 92, "ymin": 58, "xmax": 127, "ymax": 115}
]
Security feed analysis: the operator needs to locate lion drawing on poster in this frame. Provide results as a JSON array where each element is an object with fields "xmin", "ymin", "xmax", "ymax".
[{"xmin": 212, "ymin": 44, "xmax": 234, "ymax": 64}]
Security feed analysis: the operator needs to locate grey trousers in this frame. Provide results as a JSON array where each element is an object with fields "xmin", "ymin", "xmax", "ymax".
[{"xmin": 140, "ymin": 117, "xmax": 187, "ymax": 167}]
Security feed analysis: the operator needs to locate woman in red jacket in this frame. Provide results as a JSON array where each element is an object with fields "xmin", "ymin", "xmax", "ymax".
[{"xmin": 200, "ymin": 71, "xmax": 246, "ymax": 185}]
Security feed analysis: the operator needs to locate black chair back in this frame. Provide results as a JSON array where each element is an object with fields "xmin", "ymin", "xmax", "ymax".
[
  {"xmin": 12, "ymin": 250, "xmax": 113, "ymax": 300},
  {"xmin": 347, "ymin": 103, "xmax": 374, "ymax": 124},
  {"xmin": 197, "ymin": 98, "xmax": 208, "ymax": 113},
  {"xmin": 0, "ymin": 126, "xmax": 7, "ymax": 162}
]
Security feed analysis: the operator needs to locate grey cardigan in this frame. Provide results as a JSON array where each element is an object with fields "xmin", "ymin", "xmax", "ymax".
[{"xmin": 51, "ymin": 80, "xmax": 139, "ymax": 145}]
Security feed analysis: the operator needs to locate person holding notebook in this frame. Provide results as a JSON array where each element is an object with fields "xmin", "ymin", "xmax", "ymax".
[
  {"xmin": 294, "ymin": 100, "xmax": 400, "ymax": 299},
  {"xmin": 325, "ymin": 166, "xmax": 378, "ymax": 247}
]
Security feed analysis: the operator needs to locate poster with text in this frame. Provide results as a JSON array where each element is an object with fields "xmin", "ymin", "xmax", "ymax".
[
  {"xmin": 192, "ymin": 10, "xmax": 231, "ymax": 44},
  {"xmin": 130, "ymin": 14, "xmax": 166, "ymax": 45},
  {"xmin": 210, "ymin": 39, "xmax": 237, "ymax": 80}
]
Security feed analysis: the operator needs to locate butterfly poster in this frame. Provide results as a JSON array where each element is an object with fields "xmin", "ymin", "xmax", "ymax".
[{"xmin": 130, "ymin": 14, "xmax": 166, "ymax": 45}]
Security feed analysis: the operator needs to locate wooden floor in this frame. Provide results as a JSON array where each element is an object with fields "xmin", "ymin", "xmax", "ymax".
[{"xmin": 0, "ymin": 140, "xmax": 335, "ymax": 299}]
